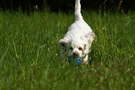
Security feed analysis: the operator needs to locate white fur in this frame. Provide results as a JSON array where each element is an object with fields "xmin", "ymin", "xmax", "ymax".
[{"xmin": 59, "ymin": 0, "xmax": 95, "ymax": 64}]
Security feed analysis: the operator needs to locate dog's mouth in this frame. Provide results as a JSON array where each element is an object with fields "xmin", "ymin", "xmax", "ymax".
[
  {"xmin": 70, "ymin": 51, "xmax": 81, "ymax": 57},
  {"xmin": 70, "ymin": 52, "xmax": 87, "ymax": 59},
  {"xmin": 70, "ymin": 54, "xmax": 80, "ymax": 57},
  {"xmin": 70, "ymin": 56, "xmax": 80, "ymax": 58}
]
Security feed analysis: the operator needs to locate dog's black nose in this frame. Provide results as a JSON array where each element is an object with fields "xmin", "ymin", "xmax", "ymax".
[{"xmin": 73, "ymin": 52, "xmax": 79, "ymax": 56}]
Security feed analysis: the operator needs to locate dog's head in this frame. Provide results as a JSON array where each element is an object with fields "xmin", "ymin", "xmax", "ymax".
[{"xmin": 59, "ymin": 32, "xmax": 95, "ymax": 58}]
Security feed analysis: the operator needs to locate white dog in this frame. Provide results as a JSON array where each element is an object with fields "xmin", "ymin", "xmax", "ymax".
[{"xmin": 58, "ymin": 0, "xmax": 95, "ymax": 64}]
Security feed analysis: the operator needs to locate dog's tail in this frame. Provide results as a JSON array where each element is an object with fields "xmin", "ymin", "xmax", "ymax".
[{"xmin": 75, "ymin": 0, "xmax": 83, "ymax": 21}]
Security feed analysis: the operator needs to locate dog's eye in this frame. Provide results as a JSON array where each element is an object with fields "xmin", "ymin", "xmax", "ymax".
[
  {"xmin": 78, "ymin": 47, "xmax": 83, "ymax": 51},
  {"xmin": 70, "ymin": 47, "xmax": 73, "ymax": 50}
]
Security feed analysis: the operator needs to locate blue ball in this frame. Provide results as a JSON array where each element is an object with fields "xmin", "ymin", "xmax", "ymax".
[{"xmin": 68, "ymin": 57, "xmax": 82, "ymax": 65}]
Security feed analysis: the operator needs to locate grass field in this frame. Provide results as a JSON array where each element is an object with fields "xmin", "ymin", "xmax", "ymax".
[{"xmin": 0, "ymin": 11, "xmax": 135, "ymax": 89}]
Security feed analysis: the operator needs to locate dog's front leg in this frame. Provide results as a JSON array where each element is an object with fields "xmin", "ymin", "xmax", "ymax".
[{"xmin": 83, "ymin": 55, "xmax": 88, "ymax": 64}]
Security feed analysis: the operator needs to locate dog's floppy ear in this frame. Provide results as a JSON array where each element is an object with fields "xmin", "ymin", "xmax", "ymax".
[
  {"xmin": 87, "ymin": 32, "xmax": 95, "ymax": 44},
  {"xmin": 58, "ymin": 39, "xmax": 67, "ymax": 49},
  {"xmin": 58, "ymin": 36, "xmax": 71, "ymax": 49},
  {"xmin": 83, "ymin": 32, "xmax": 95, "ymax": 44}
]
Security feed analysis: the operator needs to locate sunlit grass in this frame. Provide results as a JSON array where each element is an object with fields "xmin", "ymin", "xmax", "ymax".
[{"xmin": 0, "ymin": 11, "xmax": 135, "ymax": 89}]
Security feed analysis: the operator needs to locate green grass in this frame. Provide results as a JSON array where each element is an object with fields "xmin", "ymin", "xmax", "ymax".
[{"xmin": 0, "ymin": 11, "xmax": 135, "ymax": 89}]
